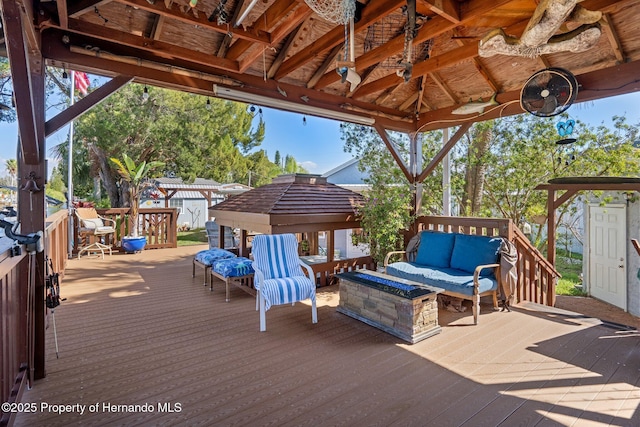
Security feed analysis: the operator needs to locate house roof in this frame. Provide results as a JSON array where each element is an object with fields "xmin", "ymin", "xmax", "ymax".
[
  {"xmin": 322, "ymin": 158, "xmax": 361, "ymax": 178},
  {"xmin": 20, "ymin": 0, "xmax": 640, "ymax": 134},
  {"xmin": 154, "ymin": 177, "xmax": 221, "ymax": 190},
  {"xmin": 209, "ymin": 174, "xmax": 363, "ymax": 234}
]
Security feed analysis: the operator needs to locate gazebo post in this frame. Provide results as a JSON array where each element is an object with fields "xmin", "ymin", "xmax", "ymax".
[{"xmin": 327, "ymin": 231, "xmax": 335, "ymax": 262}]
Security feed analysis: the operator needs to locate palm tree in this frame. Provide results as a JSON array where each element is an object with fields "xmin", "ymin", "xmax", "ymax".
[
  {"xmin": 5, "ymin": 159, "xmax": 17, "ymax": 204},
  {"xmin": 110, "ymin": 153, "xmax": 164, "ymax": 238}
]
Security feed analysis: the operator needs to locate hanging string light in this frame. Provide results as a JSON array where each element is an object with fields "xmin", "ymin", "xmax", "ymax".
[
  {"xmin": 206, "ymin": 98, "xmax": 211, "ymax": 110},
  {"xmin": 303, "ymin": 116, "xmax": 307, "ymax": 126},
  {"xmin": 142, "ymin": 86, "xmax": 149, "ymax": 101}
]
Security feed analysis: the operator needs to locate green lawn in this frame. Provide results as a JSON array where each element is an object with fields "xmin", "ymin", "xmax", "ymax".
[
  {"xmin": 555, "ymin": 249, "xmax": 586, "ymax": 296},
  {"xmin": 177, "ymin": 228, "xmax": 207, "ymax": 246}
]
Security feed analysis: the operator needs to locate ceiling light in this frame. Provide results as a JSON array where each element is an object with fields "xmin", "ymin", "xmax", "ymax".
[{"xmin": 212, "ymin": 85, "xmax": 375, "ymax": 126}]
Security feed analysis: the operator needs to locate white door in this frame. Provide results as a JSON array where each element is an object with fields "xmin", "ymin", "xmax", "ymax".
[{"xmin": 588, "ymin": 205, "xmax": 626, "ymax": 309}]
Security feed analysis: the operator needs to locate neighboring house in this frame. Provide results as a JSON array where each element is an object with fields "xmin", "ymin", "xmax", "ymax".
[
  {"xmin": 322, "ymin": 158, "xmax": 370, "ymax": 258},
  {"xmin": 142, "ymin": 177, "xmax": 251, "ymax": 229}
]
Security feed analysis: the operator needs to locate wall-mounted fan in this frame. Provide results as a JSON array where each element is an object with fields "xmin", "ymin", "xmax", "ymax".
[{"xmin": 520, "ymin": 68, "xmax": 578, "ymax": 117}]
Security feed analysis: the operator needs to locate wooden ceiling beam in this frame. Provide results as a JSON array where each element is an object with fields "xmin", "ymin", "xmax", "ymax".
[
  {"xmin": 150, "ymin": 15, "xmax": 165, "ymax": 41},
  {"xmin": 45, "ymin": 74, "xmax": 133, "ymax": 137},
  {"xmin": 64, "ymin": 18, "xmax": 240, "ymax": 72},
  {"xmin": 226, "ymin": 0, "xmax": 300, "ymax": 61},
  {"xmin": 315, "ymin": 0, "xmax": 515, "ymax": 91},
  {"xmin": 429, "ymin": 72, "xmax": 457, "ymax": 104},
  {"xmin": 42, "ymin": 32, "xmax": 415, "ymax": 132},
  {"xmin": 454, "ymin": 31, "xmax": 499, "ymax": 93},
  {"xmin": 217, "ymin": 0, "xmax": 244, "ymax": 57},
  {"xmin": 414, "ymin": 76, "xmax": 427, "ymax": 116},
  {"xmin": 601, "ymin": 13, "xmax": 625, "ymax": 63},
  {"xmin": 306, "ymin": 44, "xmax": 341, "ymax": 89},
  {"xmin": 269, "ymin": 23, "xmax": 304, "ymax": 79},
  {"xmin": 115, "ymin": 0, "xmax": 270, "ymax": 44},
  {"xmin": 2, "ymin": 0, "xmax": 40, "ymax": 164},
  {"xmin": 422, "ymin": 0, "xmax": 460, "ymax": 23},
  {"xmin": 354, "ymin": 43, "xmax": 478, "ymax": 99},
  {"xmin": 69, "ymin": 0, "xmax": 114, "ymax": 18},
  {"xmin": 274, "ymin": 0, "xmax": 404, "ymax": 80},
  {"xmin": 238, "ymin": 4, "xmax": 313, "ymax": 73},
  {"xmin": 55, "ymin": 0, "xmax": 68, "ymax": 28},
  {"xmin": 399, "ymin": 91, "xmax": 419, "ymax": 112}
]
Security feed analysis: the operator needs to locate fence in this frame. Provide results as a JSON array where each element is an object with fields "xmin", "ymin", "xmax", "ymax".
[{"xmin": 72, "ymin": 207, "xmax": 178, "ymax": 253}]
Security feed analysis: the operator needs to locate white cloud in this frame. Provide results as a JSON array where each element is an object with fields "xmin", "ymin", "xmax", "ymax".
[{"xmin": 300, "ymin": 161, "xmax": 317, "ymax": 171}]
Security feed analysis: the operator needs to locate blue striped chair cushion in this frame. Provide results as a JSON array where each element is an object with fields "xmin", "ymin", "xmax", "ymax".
[
  {"xmin": 260, "ymin": 276, "xmax": 316, "ymax": 310},
  {"xmin": 252, "ymin": 234, "xmax": 303, "ymax": 279}
]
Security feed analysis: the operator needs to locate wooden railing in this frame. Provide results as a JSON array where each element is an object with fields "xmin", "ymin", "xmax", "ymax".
[
  {"xmin": 0, "ymin": 249, "xmax": 27, "ymax": 427},
  {"xmin": 414, "ymin": 215, "xmax": 560, "ymax": 306},
  {"xmin": 309, "ymin": 256, "xmax": 377, "ymax": 287},
  {"xmin": 72, "ymin": 207, "xmax": 178, "ymax": 252},
  {"xmin": 45, "ymin": 210, "xmax": 69, "ymax": 277}
]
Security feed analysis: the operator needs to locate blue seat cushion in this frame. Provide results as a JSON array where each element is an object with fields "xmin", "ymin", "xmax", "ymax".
[
  {"xmin": 195, "ymin": 248, "xmax": 237, "ymax": 266},
  {"xmin": 415, "ymin": 231, "xmax": 456, "ymax": 268},
  {"xmin": 386, "ymin": 262, "xmax": 498, "ymax": 297},
  {"xmin": 449, "ymin": 234, "xmax": 502, "ymax": 275},
  {"xmin": 213, "ymin": 257, "xmax": 255, "ymax": 277}
]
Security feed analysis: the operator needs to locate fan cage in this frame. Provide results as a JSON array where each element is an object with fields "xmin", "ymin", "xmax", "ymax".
[{"xmin": 520, "ymin": 68, "xmax": 578, "ymax": 117}]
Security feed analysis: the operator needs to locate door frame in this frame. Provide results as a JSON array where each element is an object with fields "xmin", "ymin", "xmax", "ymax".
[{"xmin": 584, "ymin": 203, "xmax": 627, "ymax": 310}]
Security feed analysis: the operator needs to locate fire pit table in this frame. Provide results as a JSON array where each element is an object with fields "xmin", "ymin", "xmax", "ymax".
[{"xmin": 337, "ymin": 270, "xmax": 443, "ymax": 344}]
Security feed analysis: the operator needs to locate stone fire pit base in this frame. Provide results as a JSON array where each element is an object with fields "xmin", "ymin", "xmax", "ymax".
[{"xmin": 337, "ymin": 270, "xmax": 442, "ymax": 344}]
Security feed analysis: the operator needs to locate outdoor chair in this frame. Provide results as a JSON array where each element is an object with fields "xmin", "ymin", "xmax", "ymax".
[
  {"xmin": 205, "ymin": 220, "xmax": 237, "ymax": 249},
  {"xmin": 251, "ymin": 233, "xmax": 317, "ymax": 332},
  {"xmin": 75, "ymin": 207, "xmax": 116, "ymax": 259}
]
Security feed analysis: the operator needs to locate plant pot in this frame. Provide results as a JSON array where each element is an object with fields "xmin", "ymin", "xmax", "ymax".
[{"xmin": 122, "ymin": 236, "xmax": 146, "ymax": 253}]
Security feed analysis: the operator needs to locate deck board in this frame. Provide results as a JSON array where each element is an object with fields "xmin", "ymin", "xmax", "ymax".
[{"xmin": 13, "ymin": 245, "xmax": 640, "ymax": 426}]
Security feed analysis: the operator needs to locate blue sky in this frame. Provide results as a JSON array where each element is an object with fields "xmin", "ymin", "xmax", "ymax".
[{"xmin": 0, "ymin": 90, "xmax": 637, "ymax": 178}]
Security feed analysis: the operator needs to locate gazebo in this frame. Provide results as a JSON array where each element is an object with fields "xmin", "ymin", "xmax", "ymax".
[{"xmin": 209, "ymin": 173, "xmax": 375, "ymax": 285}]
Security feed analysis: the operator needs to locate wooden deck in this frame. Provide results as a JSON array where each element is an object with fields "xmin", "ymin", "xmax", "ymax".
[{"xmin": 13, "ymin": 245, "xmax": 640, "ymax": 426}]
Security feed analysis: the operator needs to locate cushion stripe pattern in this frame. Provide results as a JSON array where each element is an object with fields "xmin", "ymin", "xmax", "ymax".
[
  {"xmin": 260, "ymin": 276, "xmax": 316, "ymax": 310},
  {"xmin": 252, "ymin": 234, "xmax": 315, "ymax": 311},
  {"xmin": 253, "ymin": 234, "xmax": 303, "ymax": 279}
]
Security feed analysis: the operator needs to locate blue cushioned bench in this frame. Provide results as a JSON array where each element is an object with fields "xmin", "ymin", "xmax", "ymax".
[
  {"xmin": 384, "ymin": 231, "xmax": 503, "ymax": 325},
  {"xmin": 192, "ymin": 248, "xmax": 237, "ymax": 287},
  {"xmin": 210, "ymin": 257, "xmax": 255, "ymax": 301}
]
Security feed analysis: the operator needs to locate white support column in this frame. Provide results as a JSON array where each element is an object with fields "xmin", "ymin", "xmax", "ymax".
[{"xmin": 442, "ymin": 127, "xmax": 451, "ymax": 216}]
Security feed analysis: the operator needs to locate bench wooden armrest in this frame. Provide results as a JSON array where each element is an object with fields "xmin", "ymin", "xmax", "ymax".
[
  {"xmin": 472, "ymin": 263, "xmax": 500, "ymax": 294},
  {"xmin": 384, "ymin": 251, "xmax": 407, "ymax": 271}
]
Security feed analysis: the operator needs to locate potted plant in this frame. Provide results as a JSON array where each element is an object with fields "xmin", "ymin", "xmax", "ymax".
[{"xmin": 110, "ymin": 153, "xmax": 165, "ymax": 253}]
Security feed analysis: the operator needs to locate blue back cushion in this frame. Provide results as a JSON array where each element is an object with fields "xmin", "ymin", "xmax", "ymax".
[
  {"xmin": 449, "ymin": 234, "xmax": 502, "ymax": 274},
  {"xmin": 415, "ymin": 231, "xmax": 456, "ymax": 268}
]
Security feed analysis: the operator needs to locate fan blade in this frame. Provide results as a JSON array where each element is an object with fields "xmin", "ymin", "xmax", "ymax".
[{"xmin": 538, "ymin": 95, "xmax": 558, "ymax": 115}]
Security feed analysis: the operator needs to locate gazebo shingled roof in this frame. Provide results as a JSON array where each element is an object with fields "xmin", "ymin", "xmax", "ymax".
[{"xmin": 209, "ymin": 174, "xmax": 364, "ymax": 235}]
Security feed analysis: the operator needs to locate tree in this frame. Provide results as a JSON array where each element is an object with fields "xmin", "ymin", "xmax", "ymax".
[
  {"xmin": 110, "ymin": 153, "xmax": 165, "ymax": 237},
  {"xmin": 274, "ymin": 151, "xmax": 281, "ymax": 170},
  {"xmin": 56, "ymin": 84, "xmax": 267, "ymax": 206},
  {"xmin": 452, "ymin": 114, "xmax": 640, "ymax": 247},
  {"xmin": 5, "ymin": 159, "xmax": 16, "ymax": 188}
]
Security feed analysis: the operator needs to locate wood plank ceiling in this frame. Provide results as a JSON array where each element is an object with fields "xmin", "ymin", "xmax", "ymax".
[{"xmin": 5, "ymin": 0, "xmax": 640, "ymax": 133}]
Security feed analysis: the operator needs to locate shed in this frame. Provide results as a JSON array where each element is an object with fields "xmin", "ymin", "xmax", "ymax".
[{"xmin": 536, "ymin": 176, "xmax": 640, "ymax": 315}]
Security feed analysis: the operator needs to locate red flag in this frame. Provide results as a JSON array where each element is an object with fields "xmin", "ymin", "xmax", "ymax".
[{"xmin": 73, "ymin": 71, "xmax": 90, "ymax": 96}]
